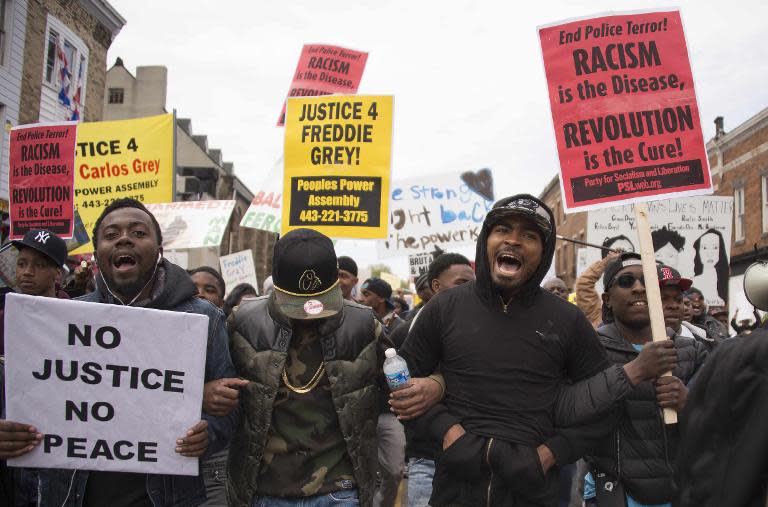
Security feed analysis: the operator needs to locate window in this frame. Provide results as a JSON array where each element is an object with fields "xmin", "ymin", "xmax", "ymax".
[
  {"xmin": 575, "ymin": 230, "xmax": 585, "ymax": 268},
  {"xmin": 41, "ymin": 18, "xmax": 89, "ymax": 121},
  {"xmin": 108, "ymin": 87, "xmax": 124, "ymax": 104},
  {"xmin": 44, "ymin": 31, "xmax": 77, "ymax": 90},
  {"xmin": 561, "ymin": 243, "xmax": 569, "ymax": 274},
  {"xmin": 44, "ymin": 29, "xmax": 58, "ymax": 83},
  {"xmin": 61, "ymin": 39, "xmax": 75, "ymax": 77},
  {"xmin": 76, "ymin": 54, "xmax": 86, "ymax": 104},
  {"xmin": 43, "ymin": 29, "xmax": 81, "ymax": 91},
  {"xmin": 762, "ymin": 174, "xmax": 768, "ymax": 235},
  {"xmin": 734, "ymin": 186, "xmax": 745, "ymax": 242}
]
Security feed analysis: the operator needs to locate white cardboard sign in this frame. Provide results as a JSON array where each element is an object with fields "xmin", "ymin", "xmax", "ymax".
[
  {"xmin": 585, "ymin": 196, "xmax": 733, "ymax": 307},
  {"xmin": 146, "ymin": 200, "xmax": 236, "ymax": 249},
  {"xmin": 4, "ymin": 294, "xmax": 207, "ymax": 475},
  {"xmin": 408, "ymin": 252, "xmax": 432, "ymax": 280},
  {"xmin": 219, "ymin": 250, "xmax": 259, "ymax": 298},
  {"xmin": 376, "ymin": 170, "xmax": 495, "ymax": 258}
]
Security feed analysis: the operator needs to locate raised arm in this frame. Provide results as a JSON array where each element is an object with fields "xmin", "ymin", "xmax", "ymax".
[{"xmin": 575, "ymin": 253, "xmax": 618, "ymax": 328}]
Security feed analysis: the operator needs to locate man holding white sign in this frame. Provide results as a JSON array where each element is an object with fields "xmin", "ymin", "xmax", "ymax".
[{"xmin": 1, "ymin": 198, "xmax": 238, "ymax": 507}]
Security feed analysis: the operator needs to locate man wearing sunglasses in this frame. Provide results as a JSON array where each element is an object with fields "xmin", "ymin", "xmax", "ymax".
[{"xmin": 583, "ymin": 253, "xmax": 709, "ymax": 507}]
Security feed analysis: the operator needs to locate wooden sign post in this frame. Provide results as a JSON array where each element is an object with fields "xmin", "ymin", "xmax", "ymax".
[
  {"xmin": 634, "ymin": 202, "xmax": 677, "ymax": 424},
  {"xmin": 540, "ymin": 10, "xmax": 713, "ymax": 426}
]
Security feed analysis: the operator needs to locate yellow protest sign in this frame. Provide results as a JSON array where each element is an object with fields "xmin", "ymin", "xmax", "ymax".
[
  {"xmin": 282, "ymin": 95, "xmax": 392, "ymax": 238},
  {"xmin": 379, "ymin": 271, "xmax": 401, "ymax": 290},
  {"xmin": 71, "ymin": 114, "xmax": 174, "ymax": 254}
]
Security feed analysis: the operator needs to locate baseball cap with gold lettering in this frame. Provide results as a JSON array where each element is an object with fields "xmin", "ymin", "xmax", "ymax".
[{"xmin": 272, "ymin": 228, "xmax": 344, "ymax": 320}]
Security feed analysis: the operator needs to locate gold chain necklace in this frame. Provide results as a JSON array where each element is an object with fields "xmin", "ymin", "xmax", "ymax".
[{"xmin": 282, "ymin": 362, "xmax": 326, "ymax": 394}]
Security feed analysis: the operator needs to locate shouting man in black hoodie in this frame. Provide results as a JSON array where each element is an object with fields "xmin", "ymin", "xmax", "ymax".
[{"xmin": 399, "ymin": 194, "xmax": 677, "ymax": 507}]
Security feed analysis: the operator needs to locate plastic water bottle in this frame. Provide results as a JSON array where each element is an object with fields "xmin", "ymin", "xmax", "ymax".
[{"xmin": 383, "ymin": 348, "xmax": 410, "ymax": 391}]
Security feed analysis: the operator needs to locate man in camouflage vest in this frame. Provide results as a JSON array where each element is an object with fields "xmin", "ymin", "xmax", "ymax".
[{"xmin": 227, "ymin": 229, "xmax": 390, "ymax": 507}]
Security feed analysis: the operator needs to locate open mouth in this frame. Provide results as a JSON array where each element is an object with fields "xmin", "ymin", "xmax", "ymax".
[
  {"xmin": 112, "ymin": 253, "xmax": 137, "ymax": 271},
  {"xmin": 496, "ymin": 253, "xmax": 522, "ymax": 275},
  {"xmin": 629, "ymin": 300, "xmax": 648, "ymax": 307}
]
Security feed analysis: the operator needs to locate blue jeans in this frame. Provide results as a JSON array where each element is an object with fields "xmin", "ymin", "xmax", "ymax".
[
  {"xmin": 406, "ymin": 457, "xmax": 436, "ymax": 507},
  {"xmin": 200, "ymin": 448, "xmax": 229, "ymax": 506},
  {"xmin": 251, "ymin": 489, "xmax": 359, "ymax": 506}
]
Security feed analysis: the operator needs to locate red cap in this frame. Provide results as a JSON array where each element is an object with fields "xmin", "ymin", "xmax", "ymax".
[{"xmin": 657, "ymin": 264, "xmax": 692, "ymax": 291}]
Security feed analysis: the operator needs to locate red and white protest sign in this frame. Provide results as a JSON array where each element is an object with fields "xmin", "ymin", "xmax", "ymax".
[
  {"xmin": 276, "ymin": 43, "xmax": 368, "ymax": 126},
  {"xmin": 9, "ymin": 122, "xmax": 77, "ymax": 239},
  {"xmin": 539, "ymin": 10, "xmax": 711, "ymax": 212}
]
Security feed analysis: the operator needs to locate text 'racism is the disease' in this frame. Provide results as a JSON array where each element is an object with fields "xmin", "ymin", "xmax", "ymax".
[
  {"xmin": 539, "ymin": 11, "xmax": 711, "ymax": 210},
  {"xmin": 283, "ymin": 95, "xmax": 392, "ymax": 239},
  {"xmin": 9, "ymin": 123, "xmax": 77, "ymax": 239}
]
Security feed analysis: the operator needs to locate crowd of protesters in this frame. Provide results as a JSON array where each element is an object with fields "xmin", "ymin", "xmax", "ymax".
[{"xmin": 0, "ymin": 195, "xmax": 766, "ymax": 507}]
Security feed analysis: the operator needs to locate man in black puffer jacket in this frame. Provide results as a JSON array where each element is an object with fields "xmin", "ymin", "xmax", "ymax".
[
  {"xmin": 585, "ymin": 255, "xmax": 708, "ymax": 506},
  {"xmin": 676, "ymin": 330, "xmax": 768, "ymax": 507}
]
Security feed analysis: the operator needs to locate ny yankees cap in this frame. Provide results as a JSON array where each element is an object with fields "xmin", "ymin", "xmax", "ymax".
[
  {"xmin": 484, "ymin": 195, "xmax": 553, "ymax": 241},
  {"xmin": 11, "ymin": 229, "xmax": 68, "ymax": 269},
  {"xmin": 272, "ymin": 228, "xmax": 343, "ymax": 320}
]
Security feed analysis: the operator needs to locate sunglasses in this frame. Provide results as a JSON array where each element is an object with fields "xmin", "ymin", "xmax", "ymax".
[{"xmin": 612, "ymin": 273, "xmax": 645, "ymax": 289}]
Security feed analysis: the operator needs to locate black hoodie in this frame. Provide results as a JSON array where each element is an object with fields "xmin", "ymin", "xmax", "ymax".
[
  {"xmin": 400, "ymin": 194, "xmax": 620, "ymax": 506},
  {"xmin": 75, "ymin": 261, "xmax": 237, "ymax": 505},
  {"xmin": 91, "ymin": 260, "xmax": 198, "ymax": 309}
]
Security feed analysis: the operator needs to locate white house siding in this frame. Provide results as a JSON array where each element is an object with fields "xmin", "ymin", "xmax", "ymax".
[{"xmin": 0, "ymin": 0, "xmax": 27, "ymax": 201}]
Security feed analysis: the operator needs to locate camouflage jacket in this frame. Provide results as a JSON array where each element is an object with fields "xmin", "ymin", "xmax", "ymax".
[{"xmin": 227, "ymin": 295, "xmax": 386, "ymax": 507}]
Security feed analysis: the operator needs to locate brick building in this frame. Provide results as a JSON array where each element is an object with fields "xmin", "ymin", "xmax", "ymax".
[
  {"xmin": 539, "ymin": 176, "xmax": 587, "ymax": 290},
  {"xmin": 0, "ymin": 0, "xmax": 125, "ymax": 208},
  {"xmin": 707, "ymin": 108, "xmax": 768, "ymax": 317},
  {"xmin": 19, "ymin": 0, "xmax": 124, "ymax": 124},
  {"xmin": 0, "ymin": 0, "xmax": 123, "ymax": 206}
]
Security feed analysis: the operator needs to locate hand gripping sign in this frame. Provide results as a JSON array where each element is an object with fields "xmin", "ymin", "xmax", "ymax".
[{"xmin": 540, "ymin": 10, "xmax": 712, "ymax": 424}]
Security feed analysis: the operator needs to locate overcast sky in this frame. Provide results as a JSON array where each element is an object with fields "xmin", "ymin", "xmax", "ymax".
[{"xmin": 107, "ymin": 0, "xmax": 768, "ymax": 278}]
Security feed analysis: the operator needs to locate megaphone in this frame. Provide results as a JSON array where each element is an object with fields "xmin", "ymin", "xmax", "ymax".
[{"xmin": 744, "ymin": 261, "xmax": 768, "ymax": 311}]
